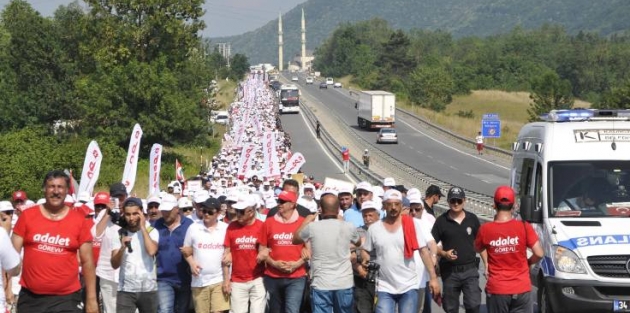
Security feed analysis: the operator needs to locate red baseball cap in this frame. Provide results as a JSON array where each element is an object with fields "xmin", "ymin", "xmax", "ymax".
[
  {"xmin": 93, "ymin": 192, "xmax": 110, "ymax": 206},
  {"xmin": 494, "ymin": 186, "xmax": 515, "ymax": 205},
  {"xmin": 12, "ymin": 190, "xmax": 27, "ymax": 202},
  {"xmin": 278, "ymin": 191, "xmax": 298, "ymax": 203}
]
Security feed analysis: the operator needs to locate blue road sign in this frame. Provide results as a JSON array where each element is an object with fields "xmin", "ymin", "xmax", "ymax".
[{"xmin": 482, "ymin": 119, "xmax": 501, "ymax": 138}]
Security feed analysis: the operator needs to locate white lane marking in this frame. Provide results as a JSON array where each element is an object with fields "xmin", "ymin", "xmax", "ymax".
[
  {"xmin": 398, "ymin": 118, "xmax": 510, "ymax": 171},
  {"xmin": 298, "ymin": 109, "xmax": 357, "ymax": 184},
  {"xmin": 482, "ymin": 180, "xmax": 491, "ymax": 184},
  {"xmin": 408, "ymin": 146, "xmax": 414, "ymax": 149},
  {"xmin": 450, "ymin": 166, "xmax": 458, "ymax": 170},
  {"xmin": 427, "ymin": 155, "xmax": 433, "ymax": 159}
]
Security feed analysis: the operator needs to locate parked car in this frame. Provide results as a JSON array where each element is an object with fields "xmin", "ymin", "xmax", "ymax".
[
  {"xmin": 319, "ymin": 82, "xmax": 328, "ymax": 89},
  {"xmin": 326, "ymin": 77, "xmax": 334, "ymax": 85},
  {"xmin": 306, "ymin": 77, "xmax": 314, "ymax": 84},
  {"xmin": 334, "ymin": 82, "xmax": 342, "ymax": 88},
  {"xmin": 376, "ymin": 128, "xmax": 398, "ymax": 144}
]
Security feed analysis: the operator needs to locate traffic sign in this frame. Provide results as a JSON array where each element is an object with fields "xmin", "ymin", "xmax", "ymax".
[
  {"xmin": 483, "ymin": 113, "xmax": 499, "ymax": 120},
  {"xmin": 482, "ymin": 119, "xmax": 501, "ymax": 138}
]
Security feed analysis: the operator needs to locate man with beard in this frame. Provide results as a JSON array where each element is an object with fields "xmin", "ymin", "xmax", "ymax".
[
  {"xmin": 111, "ymin": 197, "xmax": 159, "ymax": 313},
  {"xmin": 344, "ymin": 182, "xmax": 373, "ymax": 228},
  {"xmin": 146, "ymin": 194, "xmax": 161, "ymax": 226},
  {"xmin": 361, "ymin": 189, "xmax": 440, "ymax": 313}
]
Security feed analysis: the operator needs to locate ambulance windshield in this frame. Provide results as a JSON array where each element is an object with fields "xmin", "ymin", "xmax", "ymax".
[{"xmin": 550, "ymin": 161, "xmax": 630, "ymax": 217}]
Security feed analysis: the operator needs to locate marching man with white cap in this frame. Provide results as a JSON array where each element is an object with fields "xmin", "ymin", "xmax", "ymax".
[{"xmin": 361, "ymin": 189, "xmax": 440, "ymax": 312}]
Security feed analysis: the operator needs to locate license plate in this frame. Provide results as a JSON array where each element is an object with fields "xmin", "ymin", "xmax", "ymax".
[{"xmin": 614, "ymin": 300, "xmax": 630, "ymax": 312}]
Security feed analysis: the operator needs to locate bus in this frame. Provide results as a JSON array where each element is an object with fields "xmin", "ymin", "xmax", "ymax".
[{"xmin": 279, "ymin": 84, "xmax": 300, "ymax": 114}]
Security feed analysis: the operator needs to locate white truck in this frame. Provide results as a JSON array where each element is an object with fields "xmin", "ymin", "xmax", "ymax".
[
  {"xmin": 356, "ymin": 90, "xmax": 396, "ymax": 129},
  {"xmin": 512, "ymin": 109, "xmax": 630, "ymax": 313}
]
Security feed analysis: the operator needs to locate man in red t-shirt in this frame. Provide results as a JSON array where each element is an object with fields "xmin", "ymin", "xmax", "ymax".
[
  {"xmin": 341, "ymin": 147, "xmax": 350, "ymax": 174},
  {"xmin": 259, "ymin": 191, "xmax": 307, "ymax": 313},
  {"xmin": 11, "ymin": 170, "xmax": 98, "ymax": 313},
  {"xmin": 474, "ymin": 186, "xmax": 544, "ymax": 313},
  {"xmin": 223, "ymin": 195, "xmax": 266, "ymax": 313}
]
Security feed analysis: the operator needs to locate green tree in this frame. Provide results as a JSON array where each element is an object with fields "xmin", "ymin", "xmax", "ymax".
[
  {"xmin": 376, "ymin": 30, "xmax": 417, "ymax": 88},
  {"xmin": 527, "ymin": 71, "xmax": 574, "ymax": 121},
  {"xmin": 407, "ymin": 64, "xmax": 454, "ymax": 111},
  {"xmin": 229, "ymin": 53, "xmax": 250, "ymax": 81},
  {"xmin": 596, "ymin": 80, "xmax": 630, "ymax": 109}
]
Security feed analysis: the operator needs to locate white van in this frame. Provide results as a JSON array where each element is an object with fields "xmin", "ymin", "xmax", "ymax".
[
  {"xmin": 512, "ymin": 109, "xmax": 630, "ymax": 313},
  {"xmin": 212, "ymin": 110, "xmax": 229, "ymax": 125}
]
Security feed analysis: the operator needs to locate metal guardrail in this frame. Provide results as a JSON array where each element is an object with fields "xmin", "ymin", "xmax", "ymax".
[
  {"xmin": 395, "ymin": 107, "xmax": 514, "ymax": 160},
  {"xmin": 298, "ymin": 99, "xmax": 495, "ymax": 221}
]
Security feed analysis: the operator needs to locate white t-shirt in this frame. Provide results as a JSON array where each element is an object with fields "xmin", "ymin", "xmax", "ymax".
[
  {"xmin": 0, "ymin": 229, "xmax": 20, "ymax": 313},
  {"xmin": 183, "ymin": 221, "xmax": 228, "ymax": 287},
  {"xmin": 113, "ymin": 223, "xmax": 159, "ymax": 292},
  {"xmin": 413, "ymin": 218, "xmax": 435, "ymax": 286},
  {"xmin": 476, "ymin": 135, "xmax": 484, "ymax": 144},
  {"xmin": 94, "ymin": 210, "xmax": 121, "ymax": 283},
  {"xmin": 364, "ymin": 220, "xmax": 426, "ymax": 294}
]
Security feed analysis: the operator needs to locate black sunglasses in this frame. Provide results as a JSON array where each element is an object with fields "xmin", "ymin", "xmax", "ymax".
[
  {"xmin": 235, "ymin": 209, "xmax": 249, "ymax": 215},
  {"xmin": 3, "ymin": 210, "xmax": 14, "ymax": 215},
  {"xmin": 148, "ymin": 204, "xmax": 160, "ymax": 209},
  {"xmin": 202, "ymin": 209, "xmax": 216, "ymax": 215},
  {"xmin": 182, "ymin": 207, "xmax": 193, "ymax": 212},
  {"xmin": 448, "ymin": 199, "xmax": 463, "ymax": 205},
  {"xmin": 277, "ymin": 200, "xmax": 287, "ymax": 205},
  {"xmin": 410, "ymin": 208, "xmax": 423, "ymax": 212}
]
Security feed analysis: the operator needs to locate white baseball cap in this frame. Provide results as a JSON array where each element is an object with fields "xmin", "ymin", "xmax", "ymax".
[
  {"xmin": 383, "ymin": 189, "xmax": 403, "ymax": 202},
  {"xmin": 407, "ymin": 188, "xmax": 422, "ymax": 198},
  {"xmin": 360, "ymin": 200, "xmax": 379, "ymax": 212},
  {"xmin": 408, "ymin": 194, "xmax": 423, "ymax": 204},
  {"xmin": 355, "ymin": 181, "xmax": 372, "ymax": 192},
  {"xmin": 178, "ymin": 197, "xmax": 193, "ymax": 209},
  {"xmin": 372, "ymin": 186, "xmax": 385, "ymax": 198},
  {"xmin": 233, "ymin": 194, "xmax": 257, "ymax": 210},
  {"xmin": 383, "ymin": 177, "xmax": 396, "ymax": 187},
  {"xmin": 159, "ymin": 194, "xmax": 178, "ymax": 211}
]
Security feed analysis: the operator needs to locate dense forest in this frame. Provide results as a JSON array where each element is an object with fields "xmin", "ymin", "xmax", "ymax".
[
  {"xmin": 215, "ymin": 0, "xmax": 630, "ymax": 64},
  {"xmin": 0, "ymin": 0, "xmax": 249, "ymax": 198},
  {"xmin": 313, "ymin": 19, "xmax": 630, "ymax": 115}
]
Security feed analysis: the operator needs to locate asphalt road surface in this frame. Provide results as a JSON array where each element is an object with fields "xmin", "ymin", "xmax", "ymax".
[{"xmin": 287, "ymin": 74, "xmax": 510, "ymax": 197}]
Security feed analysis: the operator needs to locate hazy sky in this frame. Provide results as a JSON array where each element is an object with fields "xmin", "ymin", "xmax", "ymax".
[{"xmin": 0, "ymin": 0, "xmax": 305, "ymax": 37}]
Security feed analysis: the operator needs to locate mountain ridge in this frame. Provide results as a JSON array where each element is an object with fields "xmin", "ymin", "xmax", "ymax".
[{"xmin": 211, "ymin": 0, "xmax": 630, "ymax": 65}]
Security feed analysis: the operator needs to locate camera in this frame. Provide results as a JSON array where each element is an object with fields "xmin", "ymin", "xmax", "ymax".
[
  {"xmin": 366, "ymin": 261, "xmax": 380, "ymax": 283},
  {"xmin": 109, "ymin": 209, "xmax": 127, "ymax": 228}
]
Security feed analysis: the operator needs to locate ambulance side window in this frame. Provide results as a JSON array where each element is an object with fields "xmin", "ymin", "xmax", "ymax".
[
  {"xmin": 519, "ymin": 158, "xmax": 535, "ymax": 197},
  {"xmin": 535, "ymin": 163, "xmax": 543, "ymax": 210}
]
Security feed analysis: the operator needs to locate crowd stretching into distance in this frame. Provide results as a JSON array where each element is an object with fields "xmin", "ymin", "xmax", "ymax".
[{"xmin": 0, "ymin": 73, "xmax": 543, "ymax": 313}]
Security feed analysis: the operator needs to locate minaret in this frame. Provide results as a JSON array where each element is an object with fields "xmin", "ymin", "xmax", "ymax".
[
  {"xmin": 301, "ymin": 8, "xmax": 306, "ymax": 71},
  {"xmin": 278, "ymin": 12, "xmax": 283, "ymax": 71}
]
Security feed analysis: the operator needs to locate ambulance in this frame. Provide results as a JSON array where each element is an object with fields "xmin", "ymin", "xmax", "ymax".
[{"xmin": 512, "ymin": 109, "xmax": 630, "ymax": 313}]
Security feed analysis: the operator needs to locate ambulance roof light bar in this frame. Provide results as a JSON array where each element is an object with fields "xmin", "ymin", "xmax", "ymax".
[{"xmin": 540, "ymin": 109, "xmax": 630, "ymax": 122}]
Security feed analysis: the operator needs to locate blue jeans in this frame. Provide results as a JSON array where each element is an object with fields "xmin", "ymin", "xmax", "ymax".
[
  {"xmin": 263, "ymin": 276, "xmax": 306, "ymax": 313},
  {"xmin": 311, "ymin": 287, "xmax": 354, "ymax": 313},
  {"xmin": 157, "ymin": 281, "xmax": 191, "ymax": 313},
  {"xmin": 375, "ymin": 289, "xmax": 418, "ymax": 313}
]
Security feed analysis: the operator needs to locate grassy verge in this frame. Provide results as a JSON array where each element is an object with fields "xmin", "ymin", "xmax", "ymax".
[{"xmin": 214, "ymin": 80, "xmax": 238, "ymax": 110}]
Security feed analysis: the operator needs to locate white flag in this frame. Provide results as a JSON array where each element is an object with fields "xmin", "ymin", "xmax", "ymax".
[
  {"xmin": 263, "ymin": 131, "xmax": 281, "ymax": 178},
  {"xmin": 78, "ymin": 141, "xmax": 103, "ymax": 196},
  {"xmin": 237, "ymin": 143, "xmax": 257, "ymax": 177},
  {"xmin": 284, "ymin": 152, "xmax": 306, "ymax": 175},
  {"xmin": 148, "ymin": 144, "xmax": 163, "ymax": 196},
  {"xmin": 122, "ymin": 124, "xmax": 143, "ymax": 194}
]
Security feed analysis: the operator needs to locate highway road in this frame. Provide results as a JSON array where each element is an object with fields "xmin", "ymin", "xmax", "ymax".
[
  {"xmin": 286, "ymin": 74, "xmax": 511, "ymax": 197},
  {"xmin": 280, "ymin": 110, "xmax": 355, "ymax": 184}
]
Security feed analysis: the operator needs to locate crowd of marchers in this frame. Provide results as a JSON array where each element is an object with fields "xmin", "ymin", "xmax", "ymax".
[{"xmin": 0, "ymin": 74, "xmax": 543, "ymax": 313}]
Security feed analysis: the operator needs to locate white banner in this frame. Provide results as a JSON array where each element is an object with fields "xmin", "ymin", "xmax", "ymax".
[
  {"xmin": 148, "ymin": 144, "xmax": 163, "ymax": 196},
  {"xmin": 237, "ymin": 143, "xmax": 257, "ymax": 177},
  {"xmin": 78, "ymin": 141, "xmax": 103, "ymax": 196},
  {"xmin": 283, "ymin": 152, "xmax": 306, "ymax": 175},
  {"xmin": 322, "ymin": 177, "xmax": 355, "ymax": 194},
  {"xmin": 263, "ymin": 131, "xmax": 281, "ymax": 178},
  {"xmin": 122, "ymin": 124, "xmax": 143, "ymax": 194}
]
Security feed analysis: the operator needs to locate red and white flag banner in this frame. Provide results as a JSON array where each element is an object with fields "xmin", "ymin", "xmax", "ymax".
[
  {"xmin": 176, "ymin": 159, "xmax": 186, "ymax": 182},
  {"xmin": 283, "ymin": 152, "xmax": 306, "ymax": 175},
  {"xmin": 78, "ymin": 140, "xmax": 103, "ymax": 196},
  {"xmin": 122, "ymin": 124, "xmax": 143, "ymax": 194},
  {"xmin": 237, "ymin": 143, "xmax": 257, "ymax": 177},
  {"xmin": 148, "ymin": 144, "xmax": 163, "ymax": 196},
  {"xmin": 263, "ymin": 132, "xmax": 281, "ymax": 178}
]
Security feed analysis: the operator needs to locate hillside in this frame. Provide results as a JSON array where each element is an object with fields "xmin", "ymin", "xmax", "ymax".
[{"xmin": 211, "ymin": 0, "xmax": 630, "ymax": 64}]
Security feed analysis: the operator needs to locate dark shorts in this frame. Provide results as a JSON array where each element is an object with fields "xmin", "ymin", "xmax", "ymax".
[
  {"xmin": 486, "ymin": 291, "xmax": 533, "ymax": 313},
  {"xmin": 476, "ymin": 143, "xmax": 484, "ymax": 151},
  {"xmin": 18, "ymin": 288, "xmax": 83, "ymax": 313}
]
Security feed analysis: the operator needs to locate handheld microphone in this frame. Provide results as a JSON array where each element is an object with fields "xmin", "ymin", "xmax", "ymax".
[{"xmin": 118, "ymin": 228, "xmax": 133, "ymax": 253}]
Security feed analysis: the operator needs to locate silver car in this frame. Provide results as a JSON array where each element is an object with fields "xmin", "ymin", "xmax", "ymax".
[{"xmin": 376, "ymin": 128, "xmax": 398, "ymax": 144}]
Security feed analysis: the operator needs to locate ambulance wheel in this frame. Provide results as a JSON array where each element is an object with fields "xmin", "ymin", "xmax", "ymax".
[{"xmin": 537, "ymin": 279, "xmax": 554, "ymax": 313}]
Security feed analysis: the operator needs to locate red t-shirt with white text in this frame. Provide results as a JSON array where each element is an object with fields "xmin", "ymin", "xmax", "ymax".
[
  {"xmin": 260, "ymin": 216, "xmax": 306, "ymax": 278},
  {"xmin": 13, "ymin": 206, "xmax": 93, "ymax": 295},
  {"xmin": 474, "ymin": 219, "xmax": 538, "ymax": 294},
  {"xmin": 224, "ymin": 219, "xmax": 265, "ymax": 282},
  {"xmin": 342, "ymin": 150, "xmax": 350, "ymax": 161}
]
